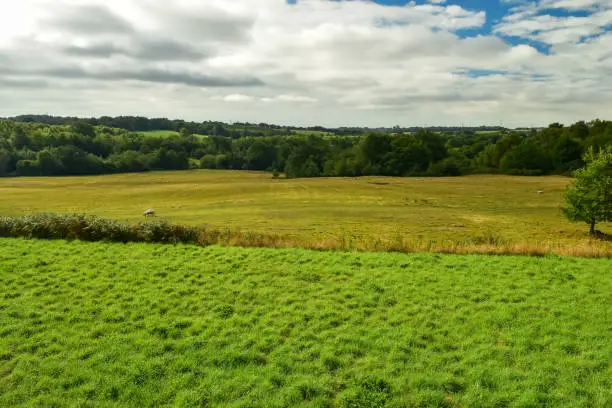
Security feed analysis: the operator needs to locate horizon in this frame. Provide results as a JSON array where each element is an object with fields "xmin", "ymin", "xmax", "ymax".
[
  {"xmin": 1, "ymin": 1, "xmax": 612, "ymax": 127},
  {"xmin": 5, "ymin": 113, "xmax": 551, "ymax": 130}
]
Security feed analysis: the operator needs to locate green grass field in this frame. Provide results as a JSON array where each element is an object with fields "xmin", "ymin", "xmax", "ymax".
[
  {"xmin": 140, "ymin": 130, "xmax": 208, "ymax": 139},
  {"xmin": 1, "ymin": 238, "xmax": 610, "ymax": 407},
  {"xmin": 291, "ymin": 130, "xmax": 334, "ymax": 137},
  {"xmin": 0, "ymin": 171, "xmax": 610, "ymax": 252}
]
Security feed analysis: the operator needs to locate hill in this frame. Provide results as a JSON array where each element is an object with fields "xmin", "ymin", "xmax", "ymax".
[{"xmin": 1, "ymin": 118, "xmax": 611, "ymax": 178}]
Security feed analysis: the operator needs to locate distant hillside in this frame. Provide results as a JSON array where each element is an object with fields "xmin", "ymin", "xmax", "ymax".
[
  {"xmin": 6, "ymin": 114, "xmax": 517, "ymax": 136},
  {"xmin": 0, "ymin": 117, "xmax": 610, "ymax": 178}
]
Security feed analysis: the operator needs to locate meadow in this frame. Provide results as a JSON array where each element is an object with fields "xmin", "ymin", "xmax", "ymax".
[
  {"xmin": 139, "ymin": 130, "xmax": 208, "ymax": 139},
  {"xmin": 1, "ymin": 238, "xmax": 610, "ymax": 407},
  {"xmin": 0, "ymin": 171, "xmax": 610, "ymax": 256}
]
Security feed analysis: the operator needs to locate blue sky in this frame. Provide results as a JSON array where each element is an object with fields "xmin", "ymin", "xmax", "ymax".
[
  {"xmin": 1, "ymin": 0, "xmax": 612, "ymax": 127},
  {"xmin": 375, "ymin": 0, "xmax": 609, "ymax": 53}
]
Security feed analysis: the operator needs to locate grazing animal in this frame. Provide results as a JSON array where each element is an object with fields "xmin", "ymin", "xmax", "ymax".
[{"xmin": 143, "ymin": 209, "xmax": 155, "ymax": 217}]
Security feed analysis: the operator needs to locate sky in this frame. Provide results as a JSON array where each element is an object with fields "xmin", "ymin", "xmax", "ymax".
[{"xmin": 1, "ymin": 0, "xmax": 612, "ymax": 127}]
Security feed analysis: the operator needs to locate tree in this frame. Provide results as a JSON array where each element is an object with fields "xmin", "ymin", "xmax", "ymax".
[
  {"xmin": 213, "ymin": 124, "xmax": 229, "ymax": 137},
  {"xmin": 179, "ymin": 127, "xmax": 193, "ymax": 138},
  {"xmin": 215, "ymin": 154, "xmax": 229, "ymax": 169},
  {"xmin": 37, "ymin": 149, "xmax": 64, "ymax": 175},
  {"xmin": 552, "ymin": 133, "xmax": 583, "ymax": 172},
  {"xmin": 562, "ymin": 147, "xmax": 612, "ymax": 235},
  {"xmin": 246, "ymin": 139, "xmax": 276, "ymax": 170},
  {"xmin": 0, "ymin": 149, "xmax": 12, "ymax": 176},
  {"xmin": 569, "ymin": 121, "xmax": 589, "ymax": 140},
  {"xmin": 200, "ymin": 154, "xmax": 217, "ymax": 169},
  {"xmin": 500, "ymin": 140, "xmax": 553, "ymax": 175},
  {"xmin": 11, "ymin": 126, "xmax": 30, "ymax": 150},
  {"xmin": 71, "ymin": 122, "xmax": 96, "ymax": 138}
]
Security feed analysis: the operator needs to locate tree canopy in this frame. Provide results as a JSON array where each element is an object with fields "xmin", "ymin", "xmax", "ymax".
[
  {"xmin": 562, "ymin": 147, "xmax": 612, "ymax": 235},
  {"xmin": 0, "ymin": 117, "xmax": 610, "ymax": 179}
]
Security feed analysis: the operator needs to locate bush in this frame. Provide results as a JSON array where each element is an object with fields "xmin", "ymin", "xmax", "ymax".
[
  {"xmin": 134, "ymin": 220, "xmax": 200, "ymax": 244},
  {"xmin": 0, "ymin": 213, "xmax": 199, "ymax": 245},
  {"xmin": 427, "ymin": 158, "xmax": 462, "ymax": 177},
  {"xmin": 200, "ymin": 154, "xmax": 217, "ymax": 169}
]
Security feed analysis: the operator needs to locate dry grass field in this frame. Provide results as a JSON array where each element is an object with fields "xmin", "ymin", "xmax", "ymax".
[{"xmin": 0, "ymin": 171, "xmax": 610, "ymax": 255}]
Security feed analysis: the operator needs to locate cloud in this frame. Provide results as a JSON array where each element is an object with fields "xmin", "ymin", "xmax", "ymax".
[
  {"xmin": 222, "ymin": 94, "xmax": 255, "ymax": 102},
  {"xmin": 140, "ymin": 3, "xmax": 255, "ymax": 43},
  {"xmin": 261, "ymin": 94, "xmax": 318, "ymax": 103},
  {"xmin": 44, "ymin": 4, "xmax": 134, "ymax": 34},
  {"xmin": 495, "ymin": 0, "xmax": 612, "ymax": 45},
  {"xmin": 0, "ymin": 78, "xmax": 49, "ymax": 89},
  {"xmin": 2, "ymin": 65, "xmax": 264, "ymax": 88},
  {"xmin": 0, "ymin": 0, "xmax": 611, "ymax": 126},
  {"xmin": 63, "ymin": 38, "xmax": 207, "ymax": 61}
]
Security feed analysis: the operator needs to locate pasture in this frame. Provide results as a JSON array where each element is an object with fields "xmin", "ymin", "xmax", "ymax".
[
  {"xmin": 291, "ymin": 130, "xmax": 334, "ymax": 137},
  {"xmin": 140, "ymin": 130, "xmax": 208, "ymax": 139},
  {"xmin": 1, "ymin": 239, "xmax": 610, "ymax": 407},
  {"xmin": 0, "ymin": 171, "xmax": 610, "ymax": 255}
]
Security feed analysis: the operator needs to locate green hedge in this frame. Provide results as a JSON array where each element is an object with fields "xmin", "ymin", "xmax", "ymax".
[{"xmin": 0, "ymin": 213, "xmax": 202, "ymax": 244}]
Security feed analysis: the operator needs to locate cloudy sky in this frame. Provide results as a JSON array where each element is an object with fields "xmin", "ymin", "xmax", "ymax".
[{"xmin": 0, "ymin": 0, "xmax": 611, "ymax": 127}]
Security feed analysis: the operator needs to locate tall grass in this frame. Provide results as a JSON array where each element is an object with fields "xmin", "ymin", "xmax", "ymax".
[{"xmin": 0, "ymin": 213, "xmax": 610, "ymax": 258}]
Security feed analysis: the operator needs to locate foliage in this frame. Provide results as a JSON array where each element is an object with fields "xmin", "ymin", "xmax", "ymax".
[
  {"xmin": 563, "ymin": 147, "xmax": 612, "ymax": 235},
  {"xmin": 0, "ymin": 118, "xmax": 610, "ymax": 178},
  {"xmin": 1, "ymin": 239, "xmax": 611, "ymax": 407},
  {"xmin": 0, "ymin": 213, "xmax": 200, "ymax": 244}
]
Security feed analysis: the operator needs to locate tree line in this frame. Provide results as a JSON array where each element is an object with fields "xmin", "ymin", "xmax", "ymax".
[
  {"xmin": 0, "ymin": 119, "xmax": 610, "ymax": 178},
  {"xmin": 6, "ymin": 114, "xmax": 507, "ymax": 136}
]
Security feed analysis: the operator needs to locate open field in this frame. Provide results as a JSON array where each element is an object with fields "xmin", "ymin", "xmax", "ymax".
[
  {"xmin": 1, "ymin": 238, "xmax": 610, "ymax": 407},
  {"xmin": 1, "ymin": 171, "xmax": 610, "ymax": 253},
  {"xmin": 291, "ymin": 130, "xmax": 334, "ymax": 137},
  {"xmin": 139, "ymin": 130, "xmax": 208, "ymax": 139}
]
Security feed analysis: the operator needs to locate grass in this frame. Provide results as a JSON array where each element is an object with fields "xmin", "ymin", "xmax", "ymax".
[
  {"xmin": 292, "ymin": 130, "xmax": 334, "ymax": 137},
  {"xmin": 140, "ymin": 130, "xmax": 208, "ymax": 139},
  {"xmin": 0, "ymin": 171, "xmax": 610, "ymax": 256},
  {"xmin": 1, "ymin": 212, "xmax": 611, "ymax": 258},
  {"xmin": 1, "ymin": 238, "xmax": 610, "ymax": 407}
]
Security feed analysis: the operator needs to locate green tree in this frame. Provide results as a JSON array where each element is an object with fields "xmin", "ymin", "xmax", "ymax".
[
  {"xmin": 569, "ymin": 121, "xmax": 589, "ymax": 140},
  {"xmin": 213, "ymin": 124, "xmax": 229, "ymax": 138},
  {"xmin": 11, "ymin": 126, "xmax": 30, "ymax": 150},
  {"xmin": 0, "ymin": 149, "xmax": 12, "ymax": 176},
  {"xmin": 246, "ymin": 139, "xmax": 276, "ymax": 170},
  {"xmin": 179, "ymin": 127, "xmax": 193, "ymax": 138},
  {"xmin": 500, "ymin": 140, "xmax": 553, "ymax": 175},
  {"xmin": 37, "ymin": 149, "xmax": 64, "ymax": 175},
  {"xmin": 200, "ymin": 154, "xmax": 217, "ymax": 169},
  {"xmin": 107, "ymin": 151, "xmax": 149, "ymax": 173},
  {"xmin": 552, "ymin": 133, "xmax": 583, "ymax": 172},
  {"xmin": 71, "ymin": 122, "xmax": 96, "ymax": 138},
  {"xmin": 215, "ymin": 154, "xmax": 229, "ymax": 169},
  {"xmin": 562, "ymin": 147, "xmax": 612, "ymax": 235}
]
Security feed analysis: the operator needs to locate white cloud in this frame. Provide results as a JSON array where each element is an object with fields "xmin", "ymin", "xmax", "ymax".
[
  {"xmin": 221, "ymin": 94, "xmax": 254, "ymax": 102},
  {"xmin": 0, "ymin": 0, "xmax": 610, "ymax": 127},
  {"xmin": 262, "ymin": 95, "xmax": 318, "ymax": 103},
  {"xmin": 495, "ymin": 3, "xmax": 612, "ymax": 45}
]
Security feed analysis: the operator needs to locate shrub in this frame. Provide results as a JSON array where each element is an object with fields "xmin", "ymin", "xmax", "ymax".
[
  {"xmin": 0, "ymin": 213, "xmax": 199, "ymax": 245},
  {"xmin": 200, "ymin": 154, "xmax": 217, "ymax": 169}
]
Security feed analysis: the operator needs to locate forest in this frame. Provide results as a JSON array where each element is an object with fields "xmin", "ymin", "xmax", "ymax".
[{"xmin": 0, "ymin": 116, "xmax": 610, "ymax": 178}]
